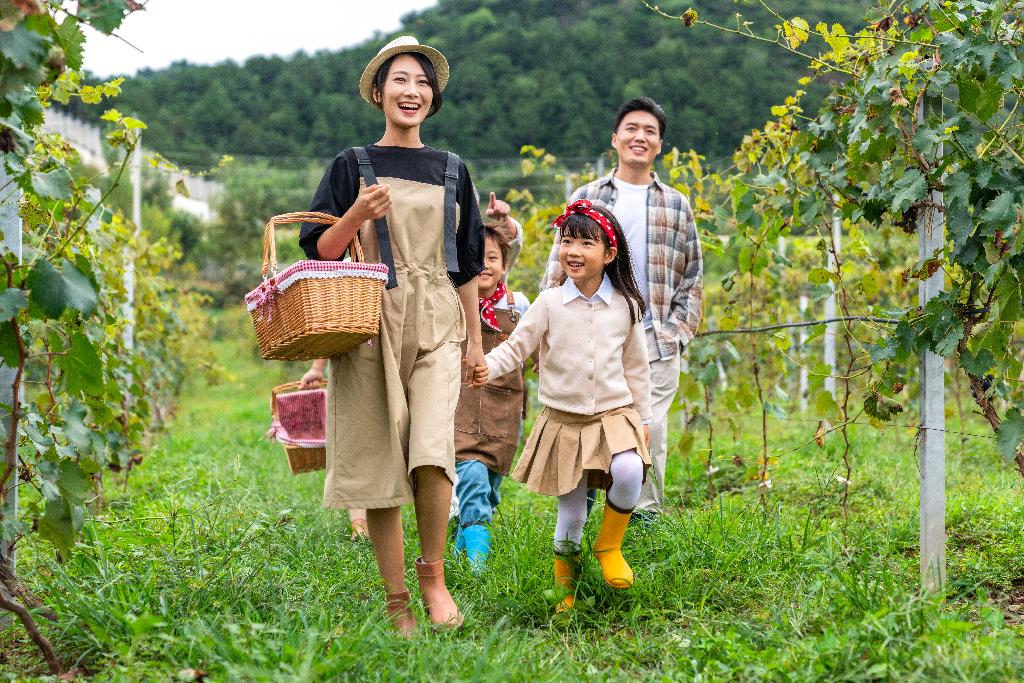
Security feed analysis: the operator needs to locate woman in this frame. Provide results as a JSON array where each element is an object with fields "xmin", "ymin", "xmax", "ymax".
[{"xmin": 298, "ymin": 36, "xmax": 485, "ymax": 635}]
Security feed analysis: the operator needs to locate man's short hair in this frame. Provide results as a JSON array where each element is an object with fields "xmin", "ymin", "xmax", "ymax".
[{"xmin": 614, "ymin": 97, "xmax": 667, "ymax": 138}]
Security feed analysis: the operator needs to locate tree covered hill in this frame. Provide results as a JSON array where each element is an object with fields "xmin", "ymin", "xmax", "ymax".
[{"xmin": 84, "ymin": 0, "xmax": 871, "ymax": 167}]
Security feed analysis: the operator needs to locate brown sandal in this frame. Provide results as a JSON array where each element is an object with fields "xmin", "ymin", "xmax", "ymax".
[
  {"xmin": 415, "ymin": 557, "xmax": 463, "ymax": 629},
  {"xmin": 385, "ymin": 589, "xmax": 416, "ymax": 637}
]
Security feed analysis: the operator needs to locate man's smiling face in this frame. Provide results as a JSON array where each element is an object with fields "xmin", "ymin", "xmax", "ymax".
[{"xmin": 611, "ymin": 110, "xmax": 663, "ymax": 169}]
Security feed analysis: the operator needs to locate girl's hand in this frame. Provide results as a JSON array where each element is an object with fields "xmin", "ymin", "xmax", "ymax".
[
  {"xmin": 353, "ymin": 184, "xmax": 391, "ymax": 223},
  {"xmin": 643, "ymin": 425, "xmax": 651, "ymax": 449},
  {"xmin": 470, "ymin": 363, "xmax": 489, "ymax": 387},
  {"xmin": 485, "ymin": 192, "xmax": 510, "ymax": 225},
  {"xmin": 299, "ymin": 368, "xmax": 324, "ymax": 389}
]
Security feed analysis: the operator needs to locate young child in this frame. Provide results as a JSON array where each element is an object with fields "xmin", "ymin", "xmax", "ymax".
[
  {"xmin": 453, "ymin": 220, "xmax": 530, "ymax": 571},
  {"xmin": 300, "ymin": 361, "xmax": 368, "ymax": 542},
  {"xmin": 472, "ymin": 199, "xmax": 651, "ymax": 611}
]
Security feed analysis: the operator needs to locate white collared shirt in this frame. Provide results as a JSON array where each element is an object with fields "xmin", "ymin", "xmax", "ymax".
[
  {"xmin": 561, "ymin": 273, "xmax": 615, "ymax": 306},
  {"xmin": 485, "ymin": 276, "xmax": 652, "ymax": 421}
]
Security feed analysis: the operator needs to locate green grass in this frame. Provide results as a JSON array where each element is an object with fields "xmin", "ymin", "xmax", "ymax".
[{"xmin": 3, "ymin": 320, "xmax": 1024, "ymax": 681}]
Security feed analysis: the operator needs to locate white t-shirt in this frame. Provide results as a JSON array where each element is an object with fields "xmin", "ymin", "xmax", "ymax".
[{"xmin": 611, "ymin": 176, "xmax": 652, "ymax": 328}]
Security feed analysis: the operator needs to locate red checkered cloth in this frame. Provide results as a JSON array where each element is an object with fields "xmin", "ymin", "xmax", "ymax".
[{"xmin": 268, "ymin": 388, "xmax": 327, "ymax": 448}]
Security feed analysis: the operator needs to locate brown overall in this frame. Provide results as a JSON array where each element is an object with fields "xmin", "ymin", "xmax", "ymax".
[{"xmin": 454, "ymin": 293, "xmax": 526, "ymax": 477}]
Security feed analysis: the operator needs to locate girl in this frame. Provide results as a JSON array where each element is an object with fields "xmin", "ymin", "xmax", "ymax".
[
  {"xmin": 471, "ymin": 200, "xmax": 652, "ymax": 612},
  {"xmin": 298, "ymin": 36, "xmax": 485, "ymax": 635}
]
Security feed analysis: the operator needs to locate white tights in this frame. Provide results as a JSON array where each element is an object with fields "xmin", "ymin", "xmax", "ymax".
[{"xmin": 552, "ymin": 449, "xmax": 644, "ymax": 554}]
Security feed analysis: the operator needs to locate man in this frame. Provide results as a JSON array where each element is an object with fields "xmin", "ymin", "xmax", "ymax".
[{"xmin": 541, "ymin": 97, "xmax": 704, "ymax": 523}]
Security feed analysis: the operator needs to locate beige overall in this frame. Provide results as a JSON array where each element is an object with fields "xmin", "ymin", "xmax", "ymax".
[{"xmin": 324, "ymin": 176, "xmax": 465, "ymax": 510}]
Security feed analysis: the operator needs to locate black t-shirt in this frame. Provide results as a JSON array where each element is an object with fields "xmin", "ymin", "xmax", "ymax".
[{"xmin": 299, "ymin": 145, "xmax": 484, "ymax": 288}]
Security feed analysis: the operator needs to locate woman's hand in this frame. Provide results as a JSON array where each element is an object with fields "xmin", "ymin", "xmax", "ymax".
[
  {"xmin": 643, "ymin": 425, "xmax": 651, "ymax": 449},
  {"xmin": 464, "ymin": 345, "xmax": 487, "ymax": 386},
  {"xmin": 353, "ymin": 184, "xmax": 391, "ymax": 223}
]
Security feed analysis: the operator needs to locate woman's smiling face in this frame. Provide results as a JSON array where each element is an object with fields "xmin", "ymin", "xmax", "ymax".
[{"xmin": 374, "ymin": 54, "xmax": 434, "ymax": 130}]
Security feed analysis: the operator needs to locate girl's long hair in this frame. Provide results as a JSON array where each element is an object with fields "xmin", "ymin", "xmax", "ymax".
[{"xmin": 558, "ymin": 206, "xmax": 646, "ymax": 324}]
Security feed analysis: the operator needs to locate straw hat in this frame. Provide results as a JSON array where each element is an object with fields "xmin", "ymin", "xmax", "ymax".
[{"xmin": 359, "ymin": 35, "xmax": 449, "ymax": 107}]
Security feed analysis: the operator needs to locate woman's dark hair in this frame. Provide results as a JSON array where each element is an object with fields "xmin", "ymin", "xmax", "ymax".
[
  {"xmin": 558, "ymin": 206, "xmax": 646, "ymax": 324},
  {"xmin": 372, "ymin": 51, "xmax": 443, "ymax": 117},
  {"xmin": 613, "ymin": 97, "xmax": 667, "ymax": 138}
]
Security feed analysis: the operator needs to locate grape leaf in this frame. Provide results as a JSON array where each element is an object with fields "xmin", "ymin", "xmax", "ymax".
[
  {"xmin": 0, "ymin": 287, "xmax": 26, "ymax": 320},
  {"xmin": 890, "ymin": 168, "xmax": 927, "ymax": 213},
  {"xmin": 996, "ymin": 410, "xmax": 1024, "ymax": 462},
  {"xmin": 56, "ymin": 332, "xmax": 103, "ymax": 396}
]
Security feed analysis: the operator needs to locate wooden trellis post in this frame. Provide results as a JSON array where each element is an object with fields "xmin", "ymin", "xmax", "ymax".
[
  {"xmin": 918, "ymin": 116, "xmax": 945, "ymax": 592},
  {"xmin": 0, "ymin": 169, "xmax": 22, "ymax": 575}
]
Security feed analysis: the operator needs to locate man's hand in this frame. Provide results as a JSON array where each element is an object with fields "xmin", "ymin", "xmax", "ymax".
[
  {"xmin": 353, "ymin": 184, "xmax": 391, "ymax": 223},
  {"xmin": 485, "ymin": 191, "xmax": 510, "ymax": 225},
  {"xmin": 643, "ymin": 425, "xmax": 651, "ymax": 449}
]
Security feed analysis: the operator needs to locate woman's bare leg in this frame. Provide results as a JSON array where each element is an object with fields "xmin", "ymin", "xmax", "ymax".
[
  {"xmin": 413, "ymin": 466, "xmax": 461, "ymax": 624},
  {"xmin": 365, "ymin": 506, "xmax": 416, "ymax": 634}
]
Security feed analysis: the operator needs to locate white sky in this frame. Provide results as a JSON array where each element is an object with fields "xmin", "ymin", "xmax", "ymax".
[{"xmin": 82, "ymin": 0, "xmax": 439, "ymax": 77}]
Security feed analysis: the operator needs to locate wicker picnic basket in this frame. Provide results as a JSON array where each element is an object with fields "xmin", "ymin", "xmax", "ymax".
[
  {"xmin": 245, "ymin": 212, "xmax": 389, "ymax": 361},
  {"xmin": 269, "ymin": 380, "xmax": 327, "ymax": 474}
]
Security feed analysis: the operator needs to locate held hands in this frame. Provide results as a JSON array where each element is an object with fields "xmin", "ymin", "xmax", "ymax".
[
  {"xmin": 643, "ymin": 425, "xmax": 651, "ymax": 449},
  {"xmin": 485, "ymin": 192, "xmax": 510, "ymax": 226},
  {"xmin": 463, "ymin": 344, "xmax": 489, "ymax": 387},
  {"xmin": 354, "ymin": 184, "xmax": 391, "ymax": 223}
]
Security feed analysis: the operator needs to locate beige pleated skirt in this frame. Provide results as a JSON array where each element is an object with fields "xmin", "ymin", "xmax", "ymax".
[{"xmin": 511, "ymin": 404, "xmax": 651, "ymax": 497}]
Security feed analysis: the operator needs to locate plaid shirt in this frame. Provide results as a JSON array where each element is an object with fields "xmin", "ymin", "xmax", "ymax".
[{"xmin": 541, "ymin": 170, "xmax": 704, "ymax": 360}]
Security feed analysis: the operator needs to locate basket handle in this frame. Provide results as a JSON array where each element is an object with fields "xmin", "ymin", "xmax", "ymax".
[
  {"xmin": 262, "ymin": 212, "xmax": 366, "ymax": 278},
  {"xmin": 270, "ymin": 379, "xmax": 326, "ymax": 414}
]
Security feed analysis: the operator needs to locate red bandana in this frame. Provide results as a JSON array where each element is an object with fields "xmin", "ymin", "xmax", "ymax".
[
  {"xmin": 551, "ymin": 199, "xmax": 618, "ymax": 248},
  {"xmin": 479, "ymin": 280, "xmax": 507, "ymax": 331}
]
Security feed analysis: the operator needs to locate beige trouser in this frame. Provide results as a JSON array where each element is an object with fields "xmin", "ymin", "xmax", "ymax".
[{"xmin": 637, "ymin": 327, "xmax": 681, "ymax": 513}]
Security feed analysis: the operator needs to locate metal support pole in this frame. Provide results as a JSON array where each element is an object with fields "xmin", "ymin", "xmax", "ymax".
[
  {"xmin": 919, "ymin": 114, "xmax": 945, "ymax": 592},
  {"xmin": 123, "ymin": 137, "xmax": 141, "ymax": 350},
  {"xmin": 0, "ymin": 169, "xmax": 23, "ymax": 575},
  {"xmin": 564, "ymin": 175, "xmax": 573, "ymax": 202},
  {"xmin": 824, "ymin": 204, "xmax": 841, "ymax": 398}
]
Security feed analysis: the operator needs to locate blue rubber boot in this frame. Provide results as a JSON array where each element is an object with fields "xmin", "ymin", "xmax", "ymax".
[
  {"xmin": 461, "ymin": 524, "xmax": 491, "ymax": 573},
  {"xmin": 454, "ymin": 525, "xmax": 467, "ymax": 556}
]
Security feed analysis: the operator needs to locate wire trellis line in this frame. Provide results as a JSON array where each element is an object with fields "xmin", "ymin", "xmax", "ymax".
[{"xmin": 696, "ymin": 315, "xmax": 900, "ymax": 338}]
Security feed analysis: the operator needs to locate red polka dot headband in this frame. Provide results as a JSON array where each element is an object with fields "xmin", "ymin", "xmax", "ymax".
[{"xmin": 551, "ymin": 199, "xmax": 618, "ymax": 249}]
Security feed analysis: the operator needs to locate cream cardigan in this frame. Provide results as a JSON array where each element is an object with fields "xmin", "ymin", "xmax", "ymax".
[{"xmin": 485, "ymin": 276, "xmax": 652, "ymax": 421}]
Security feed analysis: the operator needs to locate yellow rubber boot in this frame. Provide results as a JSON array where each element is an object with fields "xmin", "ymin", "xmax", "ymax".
[
  {"xmin": 553, "ymin": 554, "xmax": 580, "ymax": 613},
  {"xmin": 593, "ymin": 504, "xmax": 634, "ymax": 589}
]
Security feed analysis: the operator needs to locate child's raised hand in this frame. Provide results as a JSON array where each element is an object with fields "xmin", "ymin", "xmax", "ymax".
[{"xmin": 485, "ymin": 192, "xmax": 510, "ymax": 225}]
